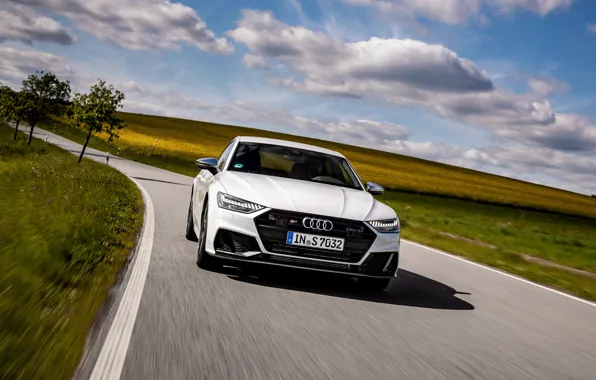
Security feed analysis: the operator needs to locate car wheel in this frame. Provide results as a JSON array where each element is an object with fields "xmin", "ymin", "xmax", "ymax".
[
  {"xmin": 357, "ymin": 277, "xmax": 391, "ymax": 292},
  {"xmin": 185, "ymin": 194, "xmax": 198, "ymax": 242},
  {"xmin": 196, "ymin": 201, "xmax": 219, "ymax": 270}
]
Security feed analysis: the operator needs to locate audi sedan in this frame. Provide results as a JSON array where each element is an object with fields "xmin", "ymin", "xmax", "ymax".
[{"xmin": 186, "ymin": 136, "xmax": 401, "ymax": 291}]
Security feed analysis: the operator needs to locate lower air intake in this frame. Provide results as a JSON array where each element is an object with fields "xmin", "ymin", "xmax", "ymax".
[{"xmin": 214, "ymin": 229, "xmax": 261, "ymax": 254}]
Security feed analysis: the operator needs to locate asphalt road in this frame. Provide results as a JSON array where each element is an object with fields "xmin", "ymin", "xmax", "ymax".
[{"xmin": 25, "ymin": 128, "xmax": 596, "ymax": 380}]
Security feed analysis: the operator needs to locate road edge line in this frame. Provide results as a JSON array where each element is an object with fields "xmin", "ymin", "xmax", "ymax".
[
  {"xmin": 401, "ymin": 239, "xmax": 596, "ymax": 308},
  {"xmin": 88, "ymin": 178, "xmax": 155, "ymax": 380}
]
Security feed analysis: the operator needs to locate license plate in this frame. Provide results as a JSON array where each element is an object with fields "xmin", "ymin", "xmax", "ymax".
[{"xmin": 286, "ymin": 231, "xmax": 344, "ymax": 252}]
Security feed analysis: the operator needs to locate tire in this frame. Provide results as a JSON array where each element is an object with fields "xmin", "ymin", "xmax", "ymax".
[
  {"xmin": 357, "ymin": 277, "xmax": 391, "ymax": 292},
  {"xmin": 185, "ymin": 194, "xmax": 198, "ymax": 242},
  {"xmin": 196, "ymin": 200, "xmax": 219, "ymax": 270}
]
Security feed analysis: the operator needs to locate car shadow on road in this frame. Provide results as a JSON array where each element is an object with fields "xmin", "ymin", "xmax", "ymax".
[{"xmin": 224, "ymin": 266, "xmax": 475, "ymax": 311}]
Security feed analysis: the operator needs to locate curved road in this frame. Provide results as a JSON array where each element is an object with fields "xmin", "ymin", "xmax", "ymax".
[{"xmin": 31, "ymin": 128, "xmax": 596, "ymax": 380}]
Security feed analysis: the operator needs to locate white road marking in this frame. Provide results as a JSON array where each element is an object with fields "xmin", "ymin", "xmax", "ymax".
[
  {"xmin": 402, "ymin": 239, "xmax": 596, "ymax": 308},
  {"xmin": 89, "ymin": 178, "xmax": 155, "ymax": 380}
]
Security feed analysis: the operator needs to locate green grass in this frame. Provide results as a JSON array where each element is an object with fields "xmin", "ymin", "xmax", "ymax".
[
  {"xmin": 381, "ymin": 191, "xmax": 596, "ymax": 301},
  {"xmin": 0, "ymin": 124, "xmax": 144, "ymax": 380},
  {"xmin": 44, "ymin": 114, "xmax": 596, "ymax": 300}
]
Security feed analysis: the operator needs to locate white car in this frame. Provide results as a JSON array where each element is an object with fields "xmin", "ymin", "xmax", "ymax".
[{"xmin": 186, "ymin": 136, "xmax": 401, "ymax": 291}]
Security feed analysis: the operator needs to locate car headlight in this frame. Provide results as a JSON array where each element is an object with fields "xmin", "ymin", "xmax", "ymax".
[
  {"xmin": 217, "ymin": 192, "xmax": 265, "ymax": 213},
  {"xmin": 368, "ymin": 218, "xmax": 400, "ymax": 233}
]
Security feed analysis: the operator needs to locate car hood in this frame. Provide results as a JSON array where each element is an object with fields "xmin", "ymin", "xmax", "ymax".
[{"xmin": 217, "ymin": 171, "xmax": 396, "ymax": 221}]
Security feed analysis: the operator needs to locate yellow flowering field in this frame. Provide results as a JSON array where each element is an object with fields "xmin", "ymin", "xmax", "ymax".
[{"xmin": 75, "ymin": 112, "xmax": 596, "ymax": 218}]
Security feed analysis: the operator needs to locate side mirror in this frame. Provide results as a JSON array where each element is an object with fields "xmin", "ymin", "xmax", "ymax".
[
  {"xmin": 196, "ymin": 157, "xmax": 219, "ymax": 175},
  {"xmin": 366, "ymin": 181, "xmax": 384, "ymax": 195}
]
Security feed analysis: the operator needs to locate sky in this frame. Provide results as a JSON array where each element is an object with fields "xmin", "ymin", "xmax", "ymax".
[{"xmin": 1, "ymin": 0, "xmax": 596, "ymax": 195}]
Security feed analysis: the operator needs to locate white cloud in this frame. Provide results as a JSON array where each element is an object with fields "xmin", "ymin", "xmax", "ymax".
[
  {"xmin": 490, "ymin": 0, "xmax": 573, "ymax": 16},
  {"xmin": 228, "ymin": 10, "xmax": 493, "ymax": 93},
  {"xmin": 587, "ymin": 23, "xmax": 596, "ymax": 34},
  {"xmin": 0, "ymin": 45, "xmax": 74, "ymax": 87},
  {"xmin": 214, "ymin": 100, "xmax": 413, "ymax": 147},
  {"xmin": 343, "ymin": 0, "xmax": 573, "ymax": 25},
  {"xmin": 10, "ymin": 0, "xmax": 233, "ymax": 54},
  {"xmin": 122, "ymin": 100, "xmax": 171, "ymax": 116},
  {"xmin": 526, "ymin": 75, "xmax": 569, "ymax": 97},
  {"xmin": 286, "ymin": 0, "xmax": 308, "ymax": 25},
  {"xmin": 153, "ymin": 92, "xmax": 215, "ymax": 110},
  {"xmin": 431, "ymin": 90, "xmax": 557, "ymax": 128},
  {"xmin": 382, "ymin": 140, "xmax": 464, "ymax": 161},
  {"xmin": 343, "ymin": 0, "xmax": 480, "ymax": 25},
  {"xmin": 336, "ymin": 119, "xmax": 412, "ymax": 142},
  {"xmin": 242, "ymin": 54, "xmax": 269, "ymax": 69},
  {"xmin": 0, "ymin": 44, "xmax": 130, "ymax": 94},
  {"xmin": 293, "ymin": 117, "xmax": 413, "ymax": 146},
  {"xmin": 464, "ymin": 145, "xmax": 595, "ymax": 176},
  {"xmin": 118, "ymin": 81, "xmax": 219, "ymax": 111},
  {"xmin": 492, "ymin": 113, "xmax": 596, "ymax": 152},
  {"xmin": 462, "ymin": 144, "xmax": 596, "ymax": 193},
  {"xmin": 0, "ymin": 3, "xmax": 77, "ymax": 45},
  {"xmin": 119, "ymin": 81, "xmax": 151, "ymax": 95},
  {"xmin": 229, "ymin": 10, "xmax": 596, "ymax": 155}
]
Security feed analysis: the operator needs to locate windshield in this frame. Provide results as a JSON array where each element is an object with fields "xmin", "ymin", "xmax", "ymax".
[{"xmin": 228, "ymin": 142, "xmax": 364, "ymax": 190}]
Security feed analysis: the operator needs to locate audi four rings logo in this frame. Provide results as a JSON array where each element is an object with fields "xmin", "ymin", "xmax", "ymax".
[{"xmin": 302, "ymin": 217, "xmax": 333, "ymax": 231}]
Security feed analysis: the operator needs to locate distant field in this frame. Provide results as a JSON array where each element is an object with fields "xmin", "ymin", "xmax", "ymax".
[
  {"xmin": 44, "ymin": 112, "xmax": 596, "ymax": 300},
  {"xmin": 51, "ymin": 112, "xmax": 596, "ymax": 218},
  {"xmin": 0, "ymin": 124, "xmax": 143, "ymax": 379}
]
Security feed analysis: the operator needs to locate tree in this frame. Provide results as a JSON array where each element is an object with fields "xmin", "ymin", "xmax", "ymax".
[
  {"xmin": 0, "ymin": 86, "xmax": 28, "ymax": 140},
  {"xmin": 69, "ymin": 80, "xmax": 126, "ymax": 163},
  {"xmin": 21, "ymin": 71, "xmax": 71, "ymax": 145},
  {"xmin": 0, "ymin": 84, "xmax": 11, "ymax": 122},
  {"xmin": 12, "ymin": 92, "xmax": 27, "ymax": 141}
]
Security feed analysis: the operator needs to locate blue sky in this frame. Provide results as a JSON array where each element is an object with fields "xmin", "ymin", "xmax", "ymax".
[{"xmin": 1, "ymin": 0, "xmax": 595, "ymax": 194}]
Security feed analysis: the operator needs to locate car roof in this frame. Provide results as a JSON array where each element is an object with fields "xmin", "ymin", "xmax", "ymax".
[{"xmin": 236, "ymin": 136, "xmax": 345, "ymax": 158}]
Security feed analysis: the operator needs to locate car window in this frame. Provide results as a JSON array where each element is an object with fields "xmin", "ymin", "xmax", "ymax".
[
  {"xmin": 339, "ymin": 161, "xmax": 361, "ymax": 188},
  {"xmin": 217, "ymin": 141, "xmax": 236, "ymax": 171},
  {"xmin": 228, "ymin": 142, "xmax": 363, "ymax": 190}
]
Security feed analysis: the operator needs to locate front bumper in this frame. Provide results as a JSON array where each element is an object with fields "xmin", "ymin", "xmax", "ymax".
[{"xmin": 204, "ymin": 205, "xmax": 400, "ymax": 278}]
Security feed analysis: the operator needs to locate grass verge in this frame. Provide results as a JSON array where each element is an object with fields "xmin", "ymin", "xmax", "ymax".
[{"xmin": 0, "ymin": 123, "xmax": 144, "ymax": 380}]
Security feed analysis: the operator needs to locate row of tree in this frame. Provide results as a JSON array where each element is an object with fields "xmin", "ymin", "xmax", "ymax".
[{"xmin": 0, "ymin": 71, "xmax": 127, "ymax": 163}]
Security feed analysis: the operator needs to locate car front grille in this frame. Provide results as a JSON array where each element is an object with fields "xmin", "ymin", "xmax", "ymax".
[{"xmin": 254, "ymin": 210, "xmax": 376, "ymax": 263}]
